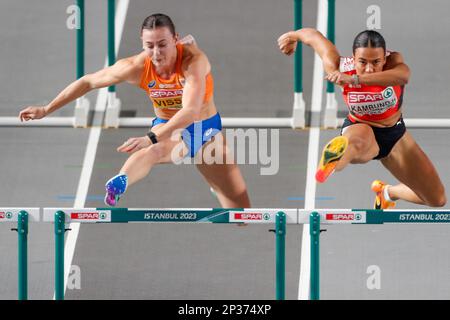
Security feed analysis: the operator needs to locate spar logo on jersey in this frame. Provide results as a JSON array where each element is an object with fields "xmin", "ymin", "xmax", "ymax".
[
  {"xmin": 149, "ymin": 89, "xmax": 183, "ymax": 109},
  {"xmin": 233, "ymin": 213, "xmax": 271, "ymax": 221},
  {"xmin": 148, "ymin": 80, "xmax": 156, "ymax": 88},
  {"xmin": 383, "ymin": 87, "xmax": 394, "ymax": 99},
  {"xmin": 149, "ymin": 89, "xmax": 183, "ymax": 99},
  {"xmin": 325, "ymin": 213, "xmax": 362, "ymax": 221},
  {"xmin": 347, "ymin": 86, "xmax": 397, "ymax": 116}
]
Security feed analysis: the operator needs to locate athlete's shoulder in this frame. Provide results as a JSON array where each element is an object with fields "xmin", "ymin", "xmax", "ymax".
[
  {"xmin": 180, "ymin": 35, "xmax": 211, "ymax": 75},
  {"xmin": 180, "ymin": 35, "xmax": 206, "ymax": 59},
  {"xmin": 113, "ymin": 52, "xmax": 148, "ymax": 86},
  {"xmin": 114, "ymin": 52, "xmax": 147, "ymax": 74}
]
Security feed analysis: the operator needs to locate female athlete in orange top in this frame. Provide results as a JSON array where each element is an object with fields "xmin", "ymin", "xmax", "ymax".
[
  {"xmin": 278, "ymin": 28, "xmax": 446, "ymax": 208},
  {"xmin": 19, "ymin": 13, "xmax": 250, "ymax": 208}
]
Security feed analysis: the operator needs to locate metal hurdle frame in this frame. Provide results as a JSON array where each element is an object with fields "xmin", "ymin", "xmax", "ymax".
[
  {"xmin": 41, "ymin": 207, "xmax": 450, "ymax": 300},
  {"xmin": 3, "ymin": 0, "xmax": 450, "ymax": 129},
  {"xmin": 2, "ymin": 207, "xmax": 450, "ymax": 300},
  {"xmin": 43, "ymin": 208, "xmax": 295, "ymax": 300},
  {"xmin": 0, "ymin": 208, "xmax": 40, "ymax": 300},
  {"xmin": 0, "ymin": 0, "xmax": 305, "ymax": 129},
  {"xmin": 0, "ymin": 0, "xmax": 89, "ymax": 127}
]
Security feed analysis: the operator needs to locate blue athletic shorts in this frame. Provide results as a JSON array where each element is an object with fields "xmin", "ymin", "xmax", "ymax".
[{"xmin": 151, "ymin": 112, "xmax": 222, "ymax": 158}]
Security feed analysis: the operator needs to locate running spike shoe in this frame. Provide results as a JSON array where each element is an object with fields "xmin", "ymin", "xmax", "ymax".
[
  {"xmin": 315, "ymin": 136, "xmax": 348, "ymax": 183},
  {"xmin": 371, "ymin": 180, "xmax": 396, "ymax": 209},
  {"xmin": 104, "ymin": 173, "xmax": 128, "ymax": 207}
]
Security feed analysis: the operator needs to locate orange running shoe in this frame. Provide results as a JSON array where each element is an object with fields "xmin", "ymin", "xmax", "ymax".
[
  {"xmin": 315, "ymin": 136, "xmax": 348, "ymax": 183},
  {"xmin": 371, "ymin": 180, "xmax": 396, "ymax": 209}
]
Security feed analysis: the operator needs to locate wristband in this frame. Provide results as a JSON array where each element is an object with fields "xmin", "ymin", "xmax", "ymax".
[{"xmin": 146, "ymin": 131, "xmax": 158, "ymax": 144}]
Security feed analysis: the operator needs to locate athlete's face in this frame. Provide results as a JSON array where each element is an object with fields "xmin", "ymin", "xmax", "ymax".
[
  {"xmin": 141, "ymin": 27, "xmax": 178, "ymax": 68},
  {"xmin": 353, "ymin": 47, "xmax": 386, "ymax": 75}
]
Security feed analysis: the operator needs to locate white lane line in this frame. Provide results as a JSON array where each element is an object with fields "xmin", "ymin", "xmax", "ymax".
[
  {"xmin": 54, "ymin": 0, "xmax": 130, "ymax": 299},
  {"xmin": 298, "ymin": 0, "xmax": 328, "ymax": 300}
]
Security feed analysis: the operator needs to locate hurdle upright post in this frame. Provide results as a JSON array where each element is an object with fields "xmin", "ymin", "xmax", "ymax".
[
  {"xmin": 104, "ymin": 0, "xmax": 122, "ymax": 128},
  {"xmin": 17, "ymin": 211, "xmax": 29, "ymax": 300},
  {"xmin": 108, "ymin": 0, "xmax": 115, "ymax": 92},
  {"xmin": 292, "ymin": 0, "xmax": 306, "ymax": 129},
  {"xmin": 326, "ymin": 0, "xmax": 335, "ymax": 95},
  {"xmin": 76, "ymin": 0, "xmax": 84, "ymax": 80},
  {"xmin": 74, "ymin": 0, "xmax": 90, "ymax": 127},
  {"xmin": 323, "ymin": 0, "xmax": 338, "ymax": 128},
  {"xmin": 54, "ymin": 211, "xmax": 66, "ymax": 300},
  {"xmin": 309, "ymin": 212, "xmax": 320, "ymax": 300},
  {"xmin": 275, "ymin": 211, "xmax": 286, "ymax": 300}
]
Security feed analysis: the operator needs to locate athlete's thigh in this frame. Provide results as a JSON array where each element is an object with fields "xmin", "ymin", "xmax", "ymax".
[
  {"xmin": 196, "ymin": 133, "xmax": 247, "ymax": 194},
  {"xmin": 342, "ymin": 123, "xmax": 379, "ymax": 161},
  {"xmin": 381, "ymin": 131, "xmax": 444, "ymax": 197}
]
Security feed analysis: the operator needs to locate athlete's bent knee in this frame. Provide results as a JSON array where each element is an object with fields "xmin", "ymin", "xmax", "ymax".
[
  {"xmin": 432, "ymin": 194, "xmax": 446, "ymax": 207},
  {"xmin": 426, "ymin": 190, "xmax": 447, "ymax": 207},
  {"xmin": 347, "ymin": 136, "xmax": 373, "ymax": 163}
]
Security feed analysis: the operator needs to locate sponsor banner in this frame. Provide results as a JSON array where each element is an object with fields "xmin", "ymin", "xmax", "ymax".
[
  {"xmin": 321, "ymin": 211, "xmax": 366, "ymax": 224},
  {"xmin": 229, "ymin": 209, "xmax": 297, "ymax": 224},
  {"xmin": 70, "ymin": 210, "xmax": 111, "ymax": 222},
  {"xmin": 43, "ymin": 209, "xmax": 111, "ymax": 223}
]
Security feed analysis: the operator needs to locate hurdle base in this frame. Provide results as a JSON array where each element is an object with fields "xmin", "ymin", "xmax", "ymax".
[
  {"xmin": 104, "ymin": 93, "xmax": 122, "ymax": 128},
  {"xmin": 291, "ymin": 92, "xmax": 306, "ymax": 129},
  {"xmin": 74, "ymin": 96, "xmax": 90, "ymax": 128}
]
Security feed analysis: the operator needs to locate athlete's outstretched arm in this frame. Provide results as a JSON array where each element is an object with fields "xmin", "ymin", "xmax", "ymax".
[
  {"xmin": 149, "ymin": 50, "xmax": 208, "ymax": 142},
  {"xmin": 19, "ymin": 56, "xmax": 141, "ymax": 121},
  {"xmin": 358, "ymin": 52, "xmax": 410, "ymax": 86},
  {"xmin": 278, "ymin": 28, "xmax": 341, "ymax": 74}
]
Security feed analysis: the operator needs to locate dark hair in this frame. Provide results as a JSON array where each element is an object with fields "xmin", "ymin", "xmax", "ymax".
[
  {"xmin": 352, "ymin": 30, "xmax": 386, "ymax": 54},
  {"xmin": 141, "ymin": 13, "xmax": 176, "ymax": 36}
]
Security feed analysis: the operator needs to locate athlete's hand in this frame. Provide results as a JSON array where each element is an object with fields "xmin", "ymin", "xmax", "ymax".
[
  {"xmin": 117, "ymin": 136, "xmax": 151, "ymax": 153},
  {"xmin": 325, "ymin": 71, "xmax": 353, "ymax": 86},
  {"xmin": 19, "ymin": 106, "xmax": 47, "ymax": 122},
  {"xmin": 277, "ymin": 31, "xmax": 298, "ymax": 56}
]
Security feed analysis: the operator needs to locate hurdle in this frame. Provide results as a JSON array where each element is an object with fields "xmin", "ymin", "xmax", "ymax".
[
  {"xmin": 306, "ymin": 209, "xmax": 450, "ymax": 300},
  {"xmin": 0, "ymin": 208, "xmax": 40, "ymax": 300},
  {"xmin": 43, "ymin": 208, "xmax": 294, "ymax": 300},
  {"xmin": 3, "ymin": 207, "xmax": 448, "ymax": 300},
  {"xmin": 1, "ymin": 0, "xmax": 304, "ymax": 129},
  {"xmin": 0, "ymin": 0, "xmax": 89, "ymax": 128}
]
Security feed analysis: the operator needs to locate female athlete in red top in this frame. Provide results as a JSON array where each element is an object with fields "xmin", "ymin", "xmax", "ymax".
[{"xmin": 278, "ymin": 28, "xmax": 446, "ymax": 208}]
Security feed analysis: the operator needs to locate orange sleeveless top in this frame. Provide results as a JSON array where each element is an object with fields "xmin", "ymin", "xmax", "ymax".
[{"xmin": 139, "ymin": 43, "xmax": 214, "ymax": 119}]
